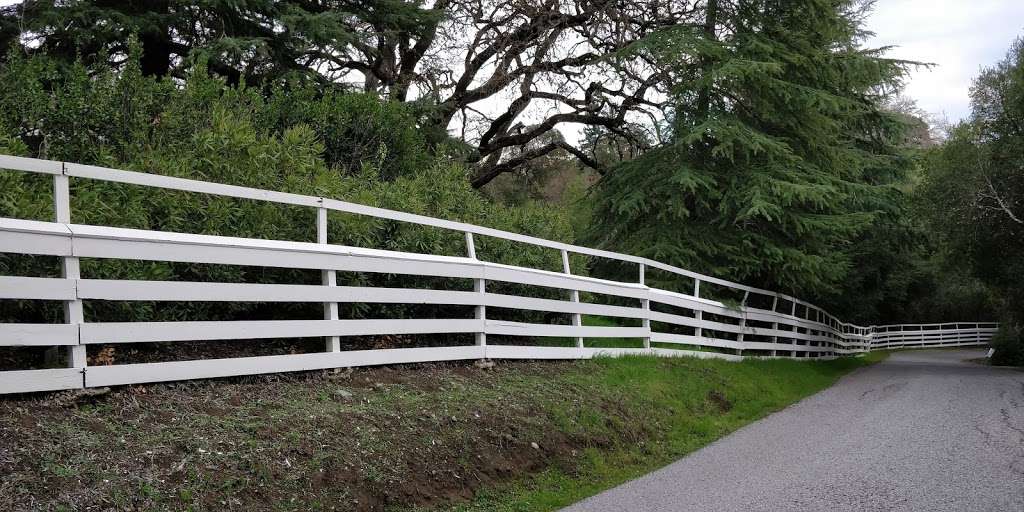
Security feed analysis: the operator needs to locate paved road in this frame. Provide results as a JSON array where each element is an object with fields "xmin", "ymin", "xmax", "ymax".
[{"xmin": 563, "ymin": 349, "xmax": 1024, "ymax": 512}]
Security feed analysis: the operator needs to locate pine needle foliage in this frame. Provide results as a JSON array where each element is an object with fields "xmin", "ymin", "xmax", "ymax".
[{"xmin": 590, "ymin": 0, "xmax": 914, "ymax": 298}]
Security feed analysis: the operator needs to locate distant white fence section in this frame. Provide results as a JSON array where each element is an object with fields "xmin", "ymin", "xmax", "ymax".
[{"xmin": 0, "ymin": 155, "xmax": 999, "ymax": 394}]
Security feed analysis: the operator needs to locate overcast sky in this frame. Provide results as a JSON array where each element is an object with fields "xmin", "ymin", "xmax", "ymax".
[{"xmin": 865, "ymin": 0, "xmax": 1024, "ymax": 123}]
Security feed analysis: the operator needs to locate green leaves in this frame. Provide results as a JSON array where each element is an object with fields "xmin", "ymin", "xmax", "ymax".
[
  {"xmin": 918, "ymin": 36, "xmax": 1024, "ymax": 341},
  {"xmin": 0, "ymin": 49, "xmax": 576, "ymax": 325}
]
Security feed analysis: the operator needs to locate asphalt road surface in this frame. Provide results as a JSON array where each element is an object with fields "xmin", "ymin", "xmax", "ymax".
[{"xmin": 562, "ymin": 349, "xmax": 1024, "ymax": 512}]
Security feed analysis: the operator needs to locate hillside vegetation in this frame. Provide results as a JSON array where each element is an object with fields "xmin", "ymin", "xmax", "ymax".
[
  {"xmin": 0, "ymin": 354, "xmax": 886, "ymax": 512},
  {"xmin": 1, "ymin": 1, "xmax": 1021, "ymax": 362},
  {"xmin": 0, "ymin": 1, "xmax": 1020, "ymax": 508}
]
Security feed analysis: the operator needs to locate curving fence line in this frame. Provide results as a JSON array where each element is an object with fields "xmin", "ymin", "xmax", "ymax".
[{"xmin": 0, "ymin": 155, "xmax": 998, "ymax": 394}]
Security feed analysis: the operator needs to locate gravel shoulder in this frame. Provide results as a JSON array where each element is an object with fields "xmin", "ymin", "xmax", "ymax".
[{"xmin": 562, "ymin": 349, "xmax": 1024, "ymax": 512}]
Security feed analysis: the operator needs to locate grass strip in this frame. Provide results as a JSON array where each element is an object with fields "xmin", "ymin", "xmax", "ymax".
[
  {"xmin": 428, "ymin": 351, "xmax": 889, "ymax": 512},
  {"xmin": 0, "ymin": 352, "xmax": 888, "ymax": 512}
]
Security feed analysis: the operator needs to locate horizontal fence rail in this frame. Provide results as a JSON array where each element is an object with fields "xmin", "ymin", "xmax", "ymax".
[{"xmin": 0, "ymin": 155, "xmax": 999, "ymax": 394}]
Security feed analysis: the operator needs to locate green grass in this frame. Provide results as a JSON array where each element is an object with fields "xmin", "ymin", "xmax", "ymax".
[
  {"xmin": 519, "ymin": 315, "xmax": 735, "ymax": 353},
  {"xmin": 0, "ymin": 352, "xmax": 889, "ymax": 511},
  {"xmin": 534, "ymin": 315, "xmax": 657, "ymax": 349},
  {"xmin": 423, "ymin": 352, "xmax": 889, "ymax": 512},
  {"xmin": 580, "ymin": 315, "xmax": 646, "ymax": 348}
]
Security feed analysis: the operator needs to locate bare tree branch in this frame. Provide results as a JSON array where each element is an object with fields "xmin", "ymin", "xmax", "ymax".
[
  {"xmin": 332, "ymin": 0, "xmax": 697, "ymax": 186},
  {"xmin": 979, "ymin": 174, "xmax": 1024, "ymax": 225}
]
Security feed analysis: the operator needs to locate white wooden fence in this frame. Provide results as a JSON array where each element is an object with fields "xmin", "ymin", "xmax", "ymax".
[{"xmin": 0, "ymin": 155, "xmax": 999, "ymax": 394}]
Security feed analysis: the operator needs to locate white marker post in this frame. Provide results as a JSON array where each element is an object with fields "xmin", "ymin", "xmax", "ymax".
[{"xmin": 54, "ymin": 169, "xmax": 86, "ymax": 381}]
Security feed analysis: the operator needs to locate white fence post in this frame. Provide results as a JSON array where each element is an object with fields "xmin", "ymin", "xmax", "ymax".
[
  {"xmin": 811, "ymin": 309, "xmax": 820, "ymax": 355},
  {"xmin": 54, "ymin": 169, "xmax": 86, "ymax": 381},
  {"xmin": 317, "ymin": 205, "xmax": 341, "ymax": 352},
  {"xmin": 693, "ymin": 278, "xmax": 702, "ymax": 341},
  {"xmin": 560, "ymin": 249, "xmax": 583, "ymax": 348},
  {"xmin": 790, "ymin": 301, "xmax": 798, "ymax": 357},
  {"xmin": 737, "ymin": 291, "xmax": 749, "ymax": 357},
  {"xmin": 639, "ymin": 263, "xmax": 650, "ymax": 349},
  {"xmin": 770, "ymin": 296, "xmax": 778, "ymax": 357},
  {"xmin": 466, "ymin": 233, "xmax": 486, "ymax": 347}
]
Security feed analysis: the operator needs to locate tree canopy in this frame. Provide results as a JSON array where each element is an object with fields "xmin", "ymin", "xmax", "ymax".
[
  {"xmin": 589, "ymin": 0, "xmax": 913, "ymax": 299},
  {"xmin": 0, "ymin": 0, "xmax": 691, "ymax": 186},
  {"xmin": 918, "ymin": 37, "xmax": 1024, "ymax": 363},
  {"xmin": 0, "ymin": 0, "xmax": 1020, "ymax": 346}
]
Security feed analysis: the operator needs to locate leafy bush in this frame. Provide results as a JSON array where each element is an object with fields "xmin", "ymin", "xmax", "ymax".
[
  {"xmin": 0, "ymin": 49, "xmax": 174, "ymax": 164},
  {"xmin": 0, "ymin": 51, "xmax": 577, "ymax": 328},
  {"xmin": 990, "ymin": 324, "xmax": 1024, "ymax": 367},
  {"xmin": 0, "ymin": 45, "xmax": 431, "ymax": 180},
  {"xmin": 264, "ymin": 89, "xmax": 431, "ymax": 180}
]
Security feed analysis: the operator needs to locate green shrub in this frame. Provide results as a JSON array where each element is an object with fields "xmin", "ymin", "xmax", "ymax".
[
  {"xmin": 0, "ymin": 51, "xmax": 577, "ymax": 327},
  {"xmin": 264, "ymin": 89, "xmax": 431, "ymax": 180},
  {"xmin": 0, "ymin": 44, "xmax": 431, "ymax": 180},
  {"xmin": 990, "ymin": 324, "xmax": 1024, "ymax": 367},
  {"xmin": 0, "ymin": 49, "xmax": 175, "ymax": 164}
]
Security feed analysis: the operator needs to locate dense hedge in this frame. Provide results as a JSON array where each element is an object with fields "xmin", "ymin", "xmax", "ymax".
[
  {"xmin": 0, "ymin": 50, "xmax": 580, "ymax": 329},
  {"xmin": 990, "ymin": 326, "xmax": 1024, "ymax": 367}
]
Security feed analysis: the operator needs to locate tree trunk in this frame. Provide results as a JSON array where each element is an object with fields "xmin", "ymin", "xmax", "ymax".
[
  {"xmin": 133, "ymin": 0, "xmax": 172, "ymax": 78},
  {"xmin": 695, "ymin": 0, "xmax": 719, "ymax": 123},
  {"xmin": 139, "ymin": 30, "xmax": 172, "ymax": 78}
]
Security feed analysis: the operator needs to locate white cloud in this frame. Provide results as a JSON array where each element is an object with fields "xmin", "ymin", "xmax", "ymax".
[{"xmin": 865, "ymin": 0, "xmax": 1024, "ymax": 122}]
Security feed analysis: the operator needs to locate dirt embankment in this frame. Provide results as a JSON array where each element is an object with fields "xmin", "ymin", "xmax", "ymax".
[{"xmin": 0, "ymin": 360, "xmax": 656, "ymax": 512}]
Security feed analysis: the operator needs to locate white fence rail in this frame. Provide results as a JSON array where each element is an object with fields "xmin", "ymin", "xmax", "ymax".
[{"xmin": 0, "ymin": 155, "xmax": 999, "ymax": 394}]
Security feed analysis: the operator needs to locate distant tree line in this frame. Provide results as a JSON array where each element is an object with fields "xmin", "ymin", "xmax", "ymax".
[{"xmin": 918, "ymin": 38, "xmax": 1024, "ymax": 364}]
